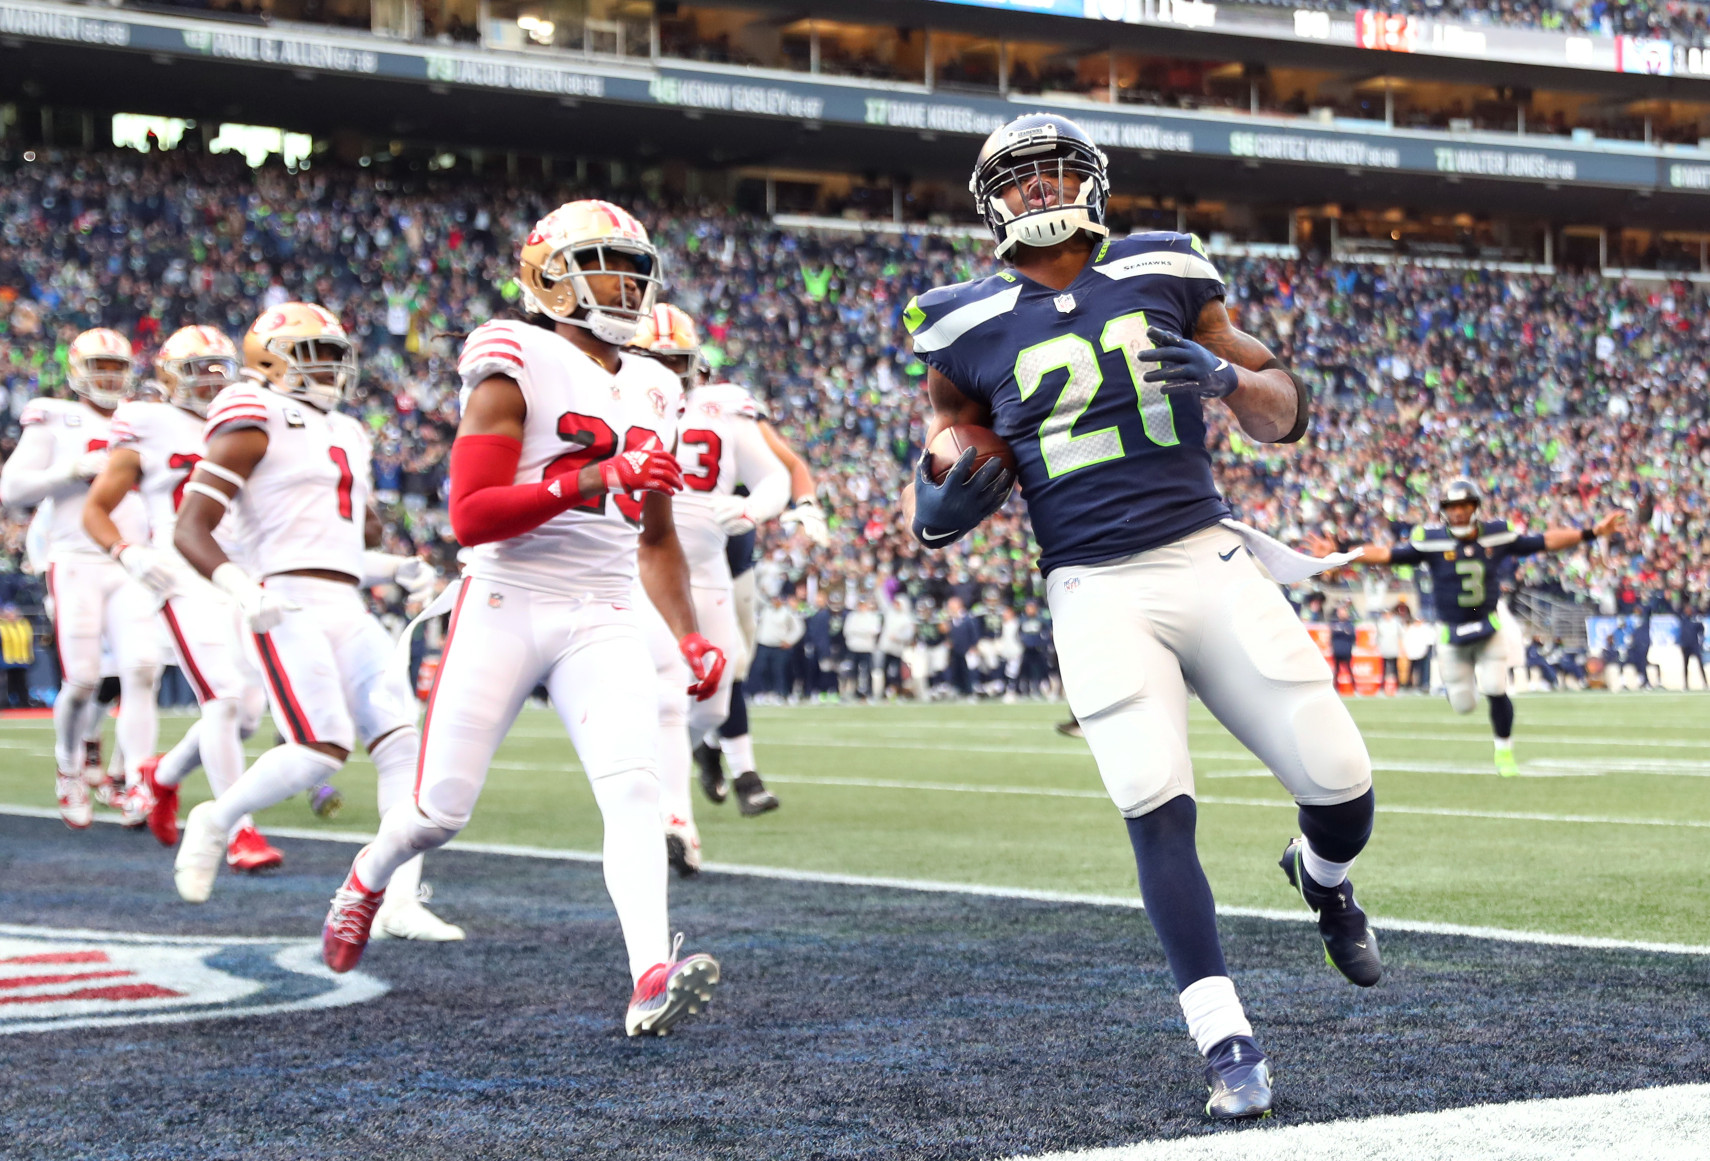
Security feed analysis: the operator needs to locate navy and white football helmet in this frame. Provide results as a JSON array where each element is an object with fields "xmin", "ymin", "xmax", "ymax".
[{"xmin": 969, "ymin": 112, "xmax": 1111, "ymax": 258}]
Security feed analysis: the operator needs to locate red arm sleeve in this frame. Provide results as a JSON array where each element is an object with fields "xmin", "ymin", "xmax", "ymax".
[{"xmin": 448, "ymin": 434, "xmax": 585, "ymax": 546}]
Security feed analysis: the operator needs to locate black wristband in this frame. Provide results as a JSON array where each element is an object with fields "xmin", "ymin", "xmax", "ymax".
[
  {"xmin": 1262, "ymin": 359, "xmax": 1311, "ymax": 444},
  {"xmin": 1581, "ymin": 527, "xmax": 1598, "ymax": 543}
]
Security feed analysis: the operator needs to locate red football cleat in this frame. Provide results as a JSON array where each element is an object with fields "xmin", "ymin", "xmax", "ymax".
[
  {"xmin": 226, "ymin": 826, "xmax": 284, "ymax": 872},
  {"xmin": 322, "ymin": 855, "xmax": 385, "ymax": 973},
  {"xmin": 624, "ymin": 933, "xmax": 720, "ymax": 1037},
  {"xmin": 140, "ymin": 756, "xmax": 178, "ymax": 847}
]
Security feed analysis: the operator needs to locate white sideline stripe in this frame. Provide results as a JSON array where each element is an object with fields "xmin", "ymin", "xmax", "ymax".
[
  {"xmin": 5, "ymin": 804, "xmax": 1708, "ymax": 959},
  {"xmin": 1010, "ymin": 1084, "xmax": 1710, "ymax": 1161}
]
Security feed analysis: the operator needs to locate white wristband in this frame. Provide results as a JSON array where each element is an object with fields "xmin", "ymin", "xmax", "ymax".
[
  {"xmin": 195, "ymin": 461, "xmax": 247, "ymax": 488},
  {"xmin": 362, "ymin": 551, "xmax": 404, "ymax": 584}
]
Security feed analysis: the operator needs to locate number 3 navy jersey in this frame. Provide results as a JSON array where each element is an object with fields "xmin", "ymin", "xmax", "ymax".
[
  {"xmin": 906, "ymin": 232, "xmax": 1231, "ymax": 574},
  {"xmin": 1387, "ymin": 519, "xmax": 1547, "ymax": 627}
]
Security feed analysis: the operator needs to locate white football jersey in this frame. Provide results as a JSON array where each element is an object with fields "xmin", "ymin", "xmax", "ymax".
[
  {"xmin": 457, "ymin": 319, "xmax": 682, "ymax": 601},
  {"xmin": 203, "ymin": 381, "xmax": 371, "ymax": 580},
  {"xmin": 673, "ymin": 382, "xmax": 788, "ymax": 580},
  {"xmin": 109, "ymin": 400, "xmax": 241, "ymax": 560},
  {"xmin": 15, "ymin": 397, "xmax": 148, "ymax": 562}
]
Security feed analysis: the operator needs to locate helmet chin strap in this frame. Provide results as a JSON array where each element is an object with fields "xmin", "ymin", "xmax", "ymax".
[{"xmin": 562, "ymin": 309, "xmax": 639, "ymax": 346}]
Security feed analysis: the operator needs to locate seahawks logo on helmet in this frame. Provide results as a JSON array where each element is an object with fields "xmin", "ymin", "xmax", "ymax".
[{"xmin": 969, "ymin": 113, "xmax": 1111, "ymax": 258}]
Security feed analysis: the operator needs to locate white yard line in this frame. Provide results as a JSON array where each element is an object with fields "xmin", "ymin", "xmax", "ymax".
[
  {"xmin": 1009, "ymin": 1084, "xmax": 1710, "ymax": 1161},
  {"xmin": 4, "ymin": 803, "xmax": 1705, "ymax": 958}
]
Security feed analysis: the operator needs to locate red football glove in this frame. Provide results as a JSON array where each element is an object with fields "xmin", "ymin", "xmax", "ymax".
[
  {"xmin": 679, "ymin": 633, "xmax": 727, "ymax": 702},
  {"xmin": 599, "ymin": 448, "xmax": 683, "ymax": 496}
]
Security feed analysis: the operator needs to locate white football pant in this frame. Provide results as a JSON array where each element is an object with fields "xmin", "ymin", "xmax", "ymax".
[
  {"xmin": 46, "ymin": 558, "xmax": 161, "ymax": 780},
  {"xmin": 1046, "ymin": 524, "xmax": 1372, "ymax": 817}
]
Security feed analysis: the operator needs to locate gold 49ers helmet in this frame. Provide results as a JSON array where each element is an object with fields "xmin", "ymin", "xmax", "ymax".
[
  {"xmin": 243, "ymin": 302, "xmax": 357, "ymax": 411},
  {"xmin": 630, "ymin": 303, "xmax": 707, "ymax": 389},
  {"xmin": 519, "ymin": 200, "xmax": 661, "ymax": 345},
  {"xmin": 157, "ymin": 325, "xmax": 239, "ymax": 417},
  {"xmin": 67, "ymin": 328, "xmax": 135, "ymax": 410}
]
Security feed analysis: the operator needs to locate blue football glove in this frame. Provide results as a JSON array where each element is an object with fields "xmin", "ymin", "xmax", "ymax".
[
  {"xmin": 1135, "ymin": 325, "xmax": 1240, "ymax": 400},
  {"xmin": 911, "ymin": 446, "xmax": 1014, "ymax": 549}
]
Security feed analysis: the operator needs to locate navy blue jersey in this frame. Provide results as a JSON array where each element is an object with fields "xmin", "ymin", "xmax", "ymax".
[
  {"xmin": 906, "ymin": 232, "xmax": 1231, "ymax": 574},
  {"xmin": 1388, "ymin": 520, "xmax": 1547, "ymax": 629}
]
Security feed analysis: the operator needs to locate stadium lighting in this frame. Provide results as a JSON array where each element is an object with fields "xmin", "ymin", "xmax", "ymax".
[
  {"xmin": 517, "ymin": 15, "xmax": 555, "ymax": 45},
  {"xmin": 111, "ymin": 114, "xmax": 193, "ymax": 153},
  {"xmin": 208, "ymin": 124, "xmax": 314, "ymax": 168}
]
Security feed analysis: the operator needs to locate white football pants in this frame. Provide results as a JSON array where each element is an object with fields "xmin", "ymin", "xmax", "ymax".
[{"xmin": 1046, "ymin": 524, "xmax": 1372, "ymax": 817}]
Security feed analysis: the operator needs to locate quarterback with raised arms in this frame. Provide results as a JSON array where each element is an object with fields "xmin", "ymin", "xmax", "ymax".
[
  {"xmin": 321, "ymin": 201, "xmax": 724, "ymax": 1038},
  {"xmin": 901, "ymin": 112, "xmax": 1379, "ymax": 1117}
]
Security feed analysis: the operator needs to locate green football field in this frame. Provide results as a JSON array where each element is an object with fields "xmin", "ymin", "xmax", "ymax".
[{"xmin": 3, "ymin": 691, "xmax": 1707, "ymax": 945}]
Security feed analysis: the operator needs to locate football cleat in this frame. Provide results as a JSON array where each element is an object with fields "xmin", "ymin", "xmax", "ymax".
[
  {"xmin": 1494, "ymin": 746, "xmax": 1519, "ymax": 778},
  {"xmin": 116, "ymin": 782, "xmax": 154, "ymax": 829},
  {"xmin": 174, "ymin": 802, "xmax": 226, "ymax": 903},
  {"xmin": 664, "ymin": 814, "xmax": 703, "ymax": 878},
  {"xmin": 309, "ymin": 782, "xmax": 344, "ymax": 819},
  {"xmin": 1203, "ymin": 1035, "xmax": 1274, "ymax": 1119},
  {"xmin": 1055, "ymin": 718, "xmax": 1083, "ymax": 739},
  {"xmin": 732, "ymin": 771, "xmax": 778, "ymax": 817},
  {"xmin": 1280, "ymin": 837, "xmax": 1382, "ymax": 987},
  {"xmin": 373, "ymin": 896, "xmax": 465, "ymax": 943},
  {"xmin": 693, "ymin": 741, "xmax": 728, "ymax": 804},
  {"xmin": 56, "ymin": 771, "xmax": 93, "ymax": 830},
  {"xmin": 227, "ymin": 826, "xmax": 284, "ymax": 872},
  {"xmin": 625, "ymin": 934, "xmax": 720, "ymax": 1037},
  {"xmin": 89, "ymin": 773, "xmax": 124, "ymax": 809},
  {"xmin": 322, "ymin": 855, "xmax": 386, "ymax": 973},
  {"xmin": 139, "ymin": 756, "xmax": 179, "ymax": 846}
]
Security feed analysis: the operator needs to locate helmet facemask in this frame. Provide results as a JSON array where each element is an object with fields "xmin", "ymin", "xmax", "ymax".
[
  {"xmin": 972, "ymin": 140, "xmax": 1110, "ymax": 258},
  {"xmin": 69, "ymin": 355, "xmax": 134, "ymax": 410},
  {"xmin": 161, "ymin": 354, "xmax": 240, "ymax": 417},
  {"xmin": 259, "ymin": 335, "xmax": 358, "ymax": 411},
  {"xmin": 525, "ymin": 239, "xmax": 661, "ymax": 346}
]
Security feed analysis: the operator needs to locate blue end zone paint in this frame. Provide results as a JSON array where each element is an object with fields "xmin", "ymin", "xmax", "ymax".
[{"xmin": 1, "ymin": 814, "xmax": 1707, "ymax": 1160}]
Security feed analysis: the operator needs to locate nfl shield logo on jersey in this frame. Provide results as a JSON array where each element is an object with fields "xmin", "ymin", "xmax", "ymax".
[
  {"xmin": 1053, "ymin": 293, "xmax": 1077, "ymax": 314},
  {"xmin": 0, "ymin": 925, "xmax": 386, "ymax": 1035}
]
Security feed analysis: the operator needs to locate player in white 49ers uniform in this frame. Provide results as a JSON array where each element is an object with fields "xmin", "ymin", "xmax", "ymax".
[
  {"xmin": 321, "ymin": 201, "xmax": 725, "ymax": 1038},
  {"xmin": 0, "ymin": 328, "xmax": 162, "ymax": 829},
  {"xmin": 170, "ymin": 303, "xmax": 456, "ymax": 941},
  {"xmin": 630, "ymin": 304, "xmax": 790, "ymax": 875},
  {"xmin": 81, "ymin": 325, "xmax": 281, "ymax": 869}
]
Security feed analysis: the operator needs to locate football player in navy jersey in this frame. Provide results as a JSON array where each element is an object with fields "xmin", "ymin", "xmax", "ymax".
[
  {"xmin": 1318, "ymin": 479, "xmax": 1622, "ymax": 776},
  {"xmin": 901, "ymin": 112, "xmax": 1378, "ymax": 1119}
]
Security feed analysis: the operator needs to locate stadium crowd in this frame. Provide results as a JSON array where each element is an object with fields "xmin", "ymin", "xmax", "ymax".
[{"xmin": 1, "ymin": 146, "xmax": 1707, "ymax": 701}]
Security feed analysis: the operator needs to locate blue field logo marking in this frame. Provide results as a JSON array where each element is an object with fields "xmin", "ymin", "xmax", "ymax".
[{"xmin": 0, "ymin": 924, "xmax": 387, "ymax": 1035}]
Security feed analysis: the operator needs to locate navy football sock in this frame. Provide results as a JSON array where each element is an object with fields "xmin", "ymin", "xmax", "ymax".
[
  {"xmin": 1488, "ymin": 694, "xmax": 1515, "ymax": 740},
  {"xmin": 719, "ymin": 680, "xmax": 749, "ymax": 740},
  {"xmin": 1125, "ymin": 796, "xmax": 1227, "ymax": 991},
  {"xmin": 1297, "ymin": 787, "xmax": 1374, "ymax": 865}
]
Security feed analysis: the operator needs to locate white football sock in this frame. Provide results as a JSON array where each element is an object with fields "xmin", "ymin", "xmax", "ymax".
[
  {"xmin": 590, "ymin": 763, "xmax": 670, "ymax": 982},
  {"xmin": 206, "ymin": 744, "xmax": 342, "ymax": 834},
  {"xmin": 1179, "ymin": 975, "xmax": 1254, "ymax": 1056},
  {"xmin": 719, "ymin": 733, "xmax": 756, "ymax": 775},
  {"xmin": 369, "ymin": 726, "xmax": 420, "ymax": 817},
  {"xmin": 155, "ymin": 719, "xmax": 204, "ymax": 788},
  {"xmin": 115, "ymin": 666, "xmax": 161, "ymax": 786},
  {"xmin": 1494, "ymin": 737, "xmax": 1513, "ymax": 753},
  {"xmin": 196, "ymin": 698, "xmax": 246, "ymax": 798},
  {"xmin": 77, "ymin": 689, "xmax": 105, "ymax": 746},
  {"xmin": 54, "ymin": 682, "xmax": 96, "ymax": 772},
  {"xmin": 1301, "ymin": 840, "xmax": 1355, "ymax": 889},
  {"xmin": 657, "ymin": 706, "xmax": 694, "ymax": 826},
  {"xmin": 355, "ymin": 805, "xmax": 458, "ymax": 894}
]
